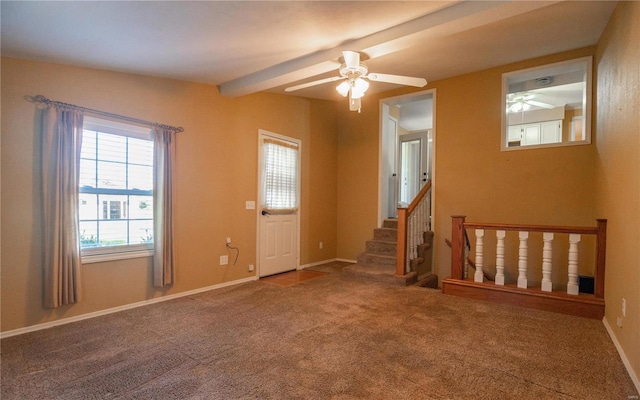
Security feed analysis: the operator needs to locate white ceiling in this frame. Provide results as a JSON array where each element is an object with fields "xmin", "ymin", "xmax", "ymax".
[{"xmin": 1, "ymin": 0, "xmax": 616, "ymax": 128}]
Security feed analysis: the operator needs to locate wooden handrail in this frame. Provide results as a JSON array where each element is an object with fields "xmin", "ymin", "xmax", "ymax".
[
  {"xmin": 406, "ymin": 180, "xmax": 432, "ymax": 215},
  {"xmin": 396, "ymin": 180, "xmax": 432, "ymax": 276},
  {"xmin": 450, "ymin": 216, "xmax": 607, "ymax": 299},
  {"xmin": 463, "ymin": 222, "xmax": 599, "ymax": 235}
]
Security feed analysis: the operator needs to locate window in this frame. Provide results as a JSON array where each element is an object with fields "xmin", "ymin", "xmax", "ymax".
[
  {"xmin": 79, "ymin": 117, "xmax": 154, "ymax": 262},
  {"xmin": 501, "ymin": 57, "xmax": 592, "ymax": 151},
  {"xmin": 261, "ymin": 137, "xmax": 299, "ymax": 213}
]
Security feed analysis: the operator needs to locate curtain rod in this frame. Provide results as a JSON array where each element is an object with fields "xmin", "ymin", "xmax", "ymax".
[{"xmin": 25, "ymin": 95, "xmax": 184, "ymax": 133}]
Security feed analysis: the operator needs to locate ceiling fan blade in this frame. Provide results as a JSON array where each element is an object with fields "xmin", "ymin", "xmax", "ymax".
[
  {"xmin": 527, "ymin": 100, "xmax": 556, "ymax": 109},
  {"xmin": 366, "ymin": 73, "xmax": 427, "ymax": 87},
  {"xmin": 343, "ymin": 51, "xmax": 360, "ymax": 69},
  {"xmin": 285, "ymin": 76, "xmax": 342, "ymax": 92}
]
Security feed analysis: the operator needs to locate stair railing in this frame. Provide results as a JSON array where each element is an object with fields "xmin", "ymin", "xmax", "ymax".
[
  {"xmin": 396, "ymin": 180, "xmax": 432, "ymax": 275},
  {"xmin": 450, "ymin": 216, "xmax": 607, "ymax": 299},
  {"xmin": 445, "ymin": 230, "xmax": 488, "ymax": 281}
]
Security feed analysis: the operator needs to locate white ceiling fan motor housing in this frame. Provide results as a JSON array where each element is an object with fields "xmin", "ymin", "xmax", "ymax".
[{"xmin": 339, "ymin": 63, "xmax": 368, "ymax": 81}]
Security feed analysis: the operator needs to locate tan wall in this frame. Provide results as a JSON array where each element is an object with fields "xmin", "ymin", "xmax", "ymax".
[
  {"xmin": 336, "ymin": 100, "xmax": 381, "ymax": 260},
  {"xmin": 336, "ymin": 47, "xmax": 598, "ymax": 272},
  {"xmin": 0, "ymin": 58, "xmax": 338, "ymax": 332},
  {"xmin": 594, "ymin": 1, "xmax": 640, "ymax": 382},
  {"xmin": 306, "ymin": 100, "xmax": 339, "ymax": 261},
  {"xmin": 432, "ymin": 48, "xmax": 600, "ymax": 284}
]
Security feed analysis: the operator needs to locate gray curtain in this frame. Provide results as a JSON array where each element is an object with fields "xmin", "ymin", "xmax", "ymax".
[
  {"xmin": 41, "ymin": 107, "xmax": 84, "ymax": 308},
  {"xmin": 153, "ymin": 128, "xmax": 176, "ymax": 287}
]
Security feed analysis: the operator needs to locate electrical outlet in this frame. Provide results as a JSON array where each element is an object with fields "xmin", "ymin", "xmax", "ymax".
[
  {"xmin": 616, "ymin": 317, "xmax": 623, "ymax": 328},
  {"xmin": 319, "ymin": 241, "xmax": 323, "ymax": 249},
  {"xmin": 622, "ymin": 298, "xmax": 626, "ymax": 317},
  {"xmin": 248, "ymin": 264, "xmax": 254, "ymax": 272},
  {"xmin": 220, "ymin": 255, "xmax": 228, "ymax": 265},
  {"xmin": 226, "ymin": 237, "xmax": 231, "ymax": 244}
]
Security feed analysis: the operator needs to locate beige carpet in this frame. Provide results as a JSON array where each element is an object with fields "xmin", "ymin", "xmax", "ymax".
[{"xmin": 2, "ymin": 261, "xmax": 637, "ymax": 399}]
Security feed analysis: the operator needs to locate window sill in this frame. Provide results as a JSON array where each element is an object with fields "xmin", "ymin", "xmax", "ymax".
[{"xmin": 81, "ymin": 248, "xmax": 153, "ymax": 264}]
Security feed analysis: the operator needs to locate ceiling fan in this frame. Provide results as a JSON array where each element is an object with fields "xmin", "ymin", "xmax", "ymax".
[
  {"xmin": 507, "ymin": 92, "xmax": 555, "ymax": 113},
  {"xmin": 285, "ymin": 51, "xmax": 427, "ymax": 112}
]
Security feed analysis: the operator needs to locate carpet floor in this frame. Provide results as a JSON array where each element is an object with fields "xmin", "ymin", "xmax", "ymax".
[{"xmin": 1, "ymin": 261, "xmax": 637, "ymax": 399}]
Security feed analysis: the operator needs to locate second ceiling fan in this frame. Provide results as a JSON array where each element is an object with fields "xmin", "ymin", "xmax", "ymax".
[
  {"xmin": 285, "ymin": 51, "xmax": 427, "ymax": 112},
  {"xmin": 507, "ymin": 92, "xmax": 555, "ymax": 113}
]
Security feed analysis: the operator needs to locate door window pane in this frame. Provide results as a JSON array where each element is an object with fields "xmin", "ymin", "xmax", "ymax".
[{"xmin": 262, "ymin": 138, "xmax": 299, "ymax": 211}]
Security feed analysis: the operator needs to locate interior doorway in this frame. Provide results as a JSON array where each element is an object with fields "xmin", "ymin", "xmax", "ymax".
[
  {"xmin": 399, "ymin": 130, "xmax": 429, "ymax": 204},
  {"xmin": 378, "ymin": 90, "xmax": 435, "ymax": 226}
]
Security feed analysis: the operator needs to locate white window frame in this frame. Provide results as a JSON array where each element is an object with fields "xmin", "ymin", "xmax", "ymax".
[
  {"xmin": 80, "ymin": 116, "xmax": 154, "ymax": 264},
  {"xmin": 501, "ymin": 56, "xmax": 592, "ymax": 151}
]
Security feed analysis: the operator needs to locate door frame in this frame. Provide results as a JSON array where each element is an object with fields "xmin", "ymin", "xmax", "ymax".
[
  {"xmin": 378, "ymin": 88, "xmax": 437, "ymax": 229},
  {"xmin": 380, "ymin": 106, "xmax": 399, "ymax": 220},
  {"xmin": 398, "ymin": 130, "xmax": 429, "ymax": 205},
  {"xmin": 256, "ymin": 129, "xmax": 301, "ymax": 277}
]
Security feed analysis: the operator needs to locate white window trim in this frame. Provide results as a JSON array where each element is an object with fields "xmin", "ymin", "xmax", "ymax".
[
  {"xmin": 82, "ymin": 244, "xmax": 153, "ymax": 264},
  {"xmin": 500, "ymin": 56, "xmax": 593, "ymax": 152},
  {"xmin": 80, "ymin": 116, "xmax": 154, "ymax": 264}
]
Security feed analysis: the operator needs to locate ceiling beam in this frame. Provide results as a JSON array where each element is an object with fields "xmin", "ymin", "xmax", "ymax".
[{"xmin": 218, "ymin": 0, "xmax": 560, "ymax": 97}]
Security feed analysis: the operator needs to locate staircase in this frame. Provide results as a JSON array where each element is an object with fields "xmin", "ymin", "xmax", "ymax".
[{"xmin": 343, "ymin": 219, "xmax": 438, "ymax": 287}]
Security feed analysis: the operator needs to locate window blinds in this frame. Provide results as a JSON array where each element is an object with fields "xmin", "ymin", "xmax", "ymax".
[{"xmin": 262, "ymin": 137, "xmax": 299, "ymax": 213}]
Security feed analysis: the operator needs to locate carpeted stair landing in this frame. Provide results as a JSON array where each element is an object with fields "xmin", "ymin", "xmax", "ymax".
[{"xmin": 343, "ymin": 218, "xmax": 437, "ymax": 287}]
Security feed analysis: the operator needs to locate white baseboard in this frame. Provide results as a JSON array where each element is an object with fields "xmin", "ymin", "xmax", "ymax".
[
  {"xmin": 0, "ymin": 275, "xmax": 258, "ymax": 339},
  {"xmin": 298, "ymin": 258, "xmax": 355, "ymax": 270},
  {"xmin": 298, "ymin": 258, "xmax": 336, "ymax": 270},
  {"xmin": 602, "ymin": 317, "xmax": 640, "ymax": 394}
]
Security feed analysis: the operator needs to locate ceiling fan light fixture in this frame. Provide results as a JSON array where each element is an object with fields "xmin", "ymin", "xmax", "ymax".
[
  {"xmin": 336, "ymin": 81, "xmax": 350, "ymax": 97},
  {"xmin": 354, "ymin": 78, "xmax": 369, "ymax": 94},
  {"xmin": 353, "ymin": 78, "xmax": 369, "ymax": 95},
  {"xmin": 509, "ymin": 102, "xmax": 523, "ymax": 113}
]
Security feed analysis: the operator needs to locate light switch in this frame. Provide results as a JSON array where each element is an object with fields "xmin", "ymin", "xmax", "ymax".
[{"xmin": 246, "ymin": 201, "xmax": 255, "ymax": 210}]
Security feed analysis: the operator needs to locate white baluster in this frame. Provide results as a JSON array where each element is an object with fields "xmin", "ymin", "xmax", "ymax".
[
  {"xmin": 422, "ymin": 196, "xmax": 427, "ymax": 229},
  {"xmin": 495, "ymin": 230, "xmax": 506, "ymax": 286},
  {"xmin": 411, "ymin": 213, "xmax": 417, "ymax": 259},
  {"xmin": 567, "ymin": 233, "xmax": 580, "ymax": 295},
  {"xmin": 474, "ymin": 229, "xmax": 485, "ymax": 283},
  {"xmin": 517, "ymin": 231, "xmax": 529, "ymax": 289},
  {"xmin": 426, "ymin": 193, "xmax": 431, "ymax": 231},
  {"xmin": 420, "ymin": 197, "xmax": 426, "ymax": 233},
  {"xmin": 414, "ymin": 199, "xmax": 422, "ymax": 236},
  {"xmin": 417, "ymin": 203, "xmax": 424, "ymax": 246},
  {"xmin": 541, "ymin": 232, "xmax": 554, "ymax": 292},
  {"xmin": 407, "ymin": 214, "xmax": 414, "ymax": 261}
]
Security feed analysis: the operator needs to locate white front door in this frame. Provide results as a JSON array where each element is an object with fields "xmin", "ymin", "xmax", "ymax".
[
  {"xmin": 259, "ymin": 211, "xmax": 297, "ymax": 277},
  {"xmin": 257, "ymin": 130, "xmax": 300, "ymax": 277}
]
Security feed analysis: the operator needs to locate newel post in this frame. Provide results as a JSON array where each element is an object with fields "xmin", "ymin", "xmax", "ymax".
[
  {"xmin": 396, "ymin": 208, "xmax": 408, "ymax": 276},
  {"xmin": 451, "ymin": 216, "xmax": 466, "ymax": 280},
  {"xmin": 595, "ymin": 219, "xmax": 607, "ymax": 299}
]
